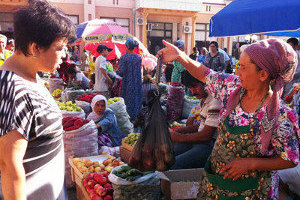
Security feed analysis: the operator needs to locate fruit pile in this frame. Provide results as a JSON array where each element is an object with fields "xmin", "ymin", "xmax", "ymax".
[
  {"xmin": 59, "ymin": 101, "xmax": 81, "ymax": 111},
  {"xmin": 72, "ymin": 156, "xmax": 124, "ymax": 174},
  {"xmin": 112, "ymin": 165, "xmax": 152, "ymax": 181},
  {"xmin": 77, "ymin": 93, "xmax": 98, "ymax": 103},
  {"xmin": 107, "ymin": 97, "xmax": 122, "ymax": 106},
  {"xmin": 52, "ymin": 89, "xmax": 63, "ymax": 98},
  {"xmin": 62, "ymin": 117, "xmax": 89, "ymax": 131},
  {"xmin": 123, "ymin": 133, "xmax": 140, "ymax": 147},
  {"xmin": 170, "ymin": 121, "xmax": 183, "ymax": 130},
  {"xmin": 187, "ymin": 96, "xmax": 197, "ymax": 100},
  {"xmin": 83, "ymin": 171, "xmax": 113, "ymax": 200}
]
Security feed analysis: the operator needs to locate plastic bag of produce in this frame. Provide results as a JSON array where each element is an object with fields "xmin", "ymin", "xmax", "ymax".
[
  {"xmin": 158, "ymin": 82, "xmax": 171, "ymax": 96},
  {"xmin": 166, "ymin": 82, "xmax": 185, "ymax": 122},
  {"xmin": 108, "ymin": 98, "xmax": 133, "ymax": 136},
  {"xmin": 182, "ymin": 96, "xmax": 200, "ymax": 119},
  {"xmin": 108, "ymin": 165, "xmax": 161, "ymax": 200},
  {"xmin": 129, "ymin": 94, "xmax": 175, "ymax": 172},
  {"xmin": 48, "ymin": 78, "xmax": 64, "ymax": 93},
  {"xmin": 61, "ymin": 109, "xmax": 85, "ymax": 119},
  {"xmin": 63, "ymin": 120, "xmax": 98, "ymax": 187},
  {"xmin": 75, "ymin": 100, "xmax": 91, "ymax": 114},
  {"xmin": 61, "ymin": 89, "xmax": 86, "ymax": 102}
]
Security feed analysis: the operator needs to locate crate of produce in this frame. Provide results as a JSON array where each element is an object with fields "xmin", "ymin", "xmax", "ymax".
[
  {"xmin": 160, "ymin": 168, "xmax": 204, "ymax": 200},
  {"xmin": 121, "ymin": 132, "xmax": 140, "ymax": 152}
]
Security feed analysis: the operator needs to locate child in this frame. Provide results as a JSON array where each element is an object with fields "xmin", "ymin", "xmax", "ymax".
[{"xmin": 87, "ymin": 95, "xmax": 124, "ymax": 147}]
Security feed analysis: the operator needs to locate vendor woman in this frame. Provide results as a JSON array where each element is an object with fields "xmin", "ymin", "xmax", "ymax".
[
  {"xmin": 87, "ymin": 95, "xmax": 124, "ymax": 146},
  {"xmin": 157, "ymin": 39, "xmax": 300, "ymax": 199}
]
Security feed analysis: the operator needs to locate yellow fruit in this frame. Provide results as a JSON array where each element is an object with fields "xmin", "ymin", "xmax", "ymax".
[
  {"xmin": 94, "ymin": 167, "xmax": 101, "ymax": 172},
  {"xmin": 73, "ymin": 158, "xmax": 81, "ymax": 165},
  {"xmin": 93, "ymin": 161, "xmax": 100, "ymax": 168},
  {"xmin": 87, "ymin": 166, "xmax": 94, "ymax": 173},
  {"xmin": 85, "ymin": 160, "xmax": 93, "ymax": 167},
  {"xmin": 99, "ymin": 164, "xmax": 105, "ymax": 169}
]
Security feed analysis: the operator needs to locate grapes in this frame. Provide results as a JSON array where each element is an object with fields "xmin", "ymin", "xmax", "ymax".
[{"xmin": 123, "ymin": 133, "xmax": 140, "ymax": 147}]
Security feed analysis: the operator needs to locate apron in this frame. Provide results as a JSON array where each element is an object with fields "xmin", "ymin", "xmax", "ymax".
[{"xmin": 198, "ymin": 92, "xmax": 272, "ymax": 200}]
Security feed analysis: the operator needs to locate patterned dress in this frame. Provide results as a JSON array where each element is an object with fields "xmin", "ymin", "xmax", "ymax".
[
  {"xmin": 117, "ymin": 53, "xmax": 142, "ymax": 121},
  {"xmin": 198, "ymin": 69, "xmax": 300, "ymax": 200}
]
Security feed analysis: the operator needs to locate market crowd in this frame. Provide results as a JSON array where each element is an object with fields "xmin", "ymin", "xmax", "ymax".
[{"xmin": 0, "ymin": 0, "xmax": 299, "ymax": 200}]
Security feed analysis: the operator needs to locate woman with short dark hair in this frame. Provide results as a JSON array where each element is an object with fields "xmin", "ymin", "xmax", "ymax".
[{"xmin": 0, "ymin": 0, "xmax": 75, "ymax": 199}]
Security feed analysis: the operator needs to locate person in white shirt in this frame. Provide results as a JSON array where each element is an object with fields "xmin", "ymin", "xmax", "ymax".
[{"xmin": 94, "ymin": 44, "xmax": 113, "ymax": 98}]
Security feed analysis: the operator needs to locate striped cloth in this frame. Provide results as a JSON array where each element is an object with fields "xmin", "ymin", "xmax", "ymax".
[{"xmin": 0, "ymin": 70, "xmax": 65, "ymax": 200}]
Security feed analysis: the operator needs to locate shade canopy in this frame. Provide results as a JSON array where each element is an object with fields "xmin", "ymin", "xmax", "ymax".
[{"xmin": 209, "ymin": 0, "xmax": 300, "ymax": 37}]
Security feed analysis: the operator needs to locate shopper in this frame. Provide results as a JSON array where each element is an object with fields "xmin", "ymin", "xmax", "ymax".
[
  {"xmin": 117, "ymin": 38, "xmax": 142, "ymax": 121},
  {"xmin": 204, "ymin": 41, "xmax": 226, "ymax": 72},
  {"xmin": 0, "ymin": 0, "xmax": 75, "ymax": 199},
  {"xmin": 0, "ymin": 34, "xmax": 12, "ymax": 66},
  {"xmin": 171, "ymin": 40, "xmax": 185, "ymax": 83},
  {"xmin": 94, "ymin": 44, "xmax": 113, "ymax": 98},
  {"xmin": 158, "ymin": 38, "xmax": 299, "ymax": 199}
]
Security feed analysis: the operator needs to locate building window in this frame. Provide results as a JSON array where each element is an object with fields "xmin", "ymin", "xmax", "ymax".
[
  {"xmin": 206, "ymin": 5, "xmax": 211, "ymax": 12},
  {"xmin": 88, "ymin": 14, "xmax": 92, "ymax": 21},
  {"xmin": 67, "ymin": 15, "xmax": 79, "ymax": 25},
  {"xmin": 88, "ymin": 0, "xmax": 91, "ymax": 4},
  {"xmin": 101, "ymin": 17, "xmax": 130, "ymax": 32}
]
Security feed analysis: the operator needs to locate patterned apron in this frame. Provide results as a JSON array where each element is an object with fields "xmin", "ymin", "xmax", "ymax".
[{"xmin": 198, "ymin": 116, "xmax": 272, "ymax": 200}]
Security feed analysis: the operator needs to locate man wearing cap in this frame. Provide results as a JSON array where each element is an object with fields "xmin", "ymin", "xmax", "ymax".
[
  {"xmin": 171, "ymin": 40, "xmax": 185, "ymax": 83},
  {"xmin": 94, "ymin": 44, "xmax": 113, "ymax": 98},
  {"xmin": 0, "ymin": 34, "xmax": 12, "ymax": 66}
]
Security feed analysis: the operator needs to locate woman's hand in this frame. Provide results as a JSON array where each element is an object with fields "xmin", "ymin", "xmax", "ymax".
[
  {"xmin": 157, "ymin": 40, "xmax": 181, "ymax": 63},
  {"xmin": 220, "ymin": 158, "xmax": 251, "ymax": 181}
]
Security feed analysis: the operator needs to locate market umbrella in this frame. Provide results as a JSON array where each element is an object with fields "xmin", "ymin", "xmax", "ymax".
[
  {"xmin": 76, "ymin": 19, "xmax": 131, "ymax": 43},
  {"xmin": 264, "ymin": 29, "xmax": 300, "ymax": 37},
  {"xmin": 85, "ymin": 37, "xmax": 150, "ymax": 60},
  {"xmin": 209, "ymin": 0, "xmax": 300, "ymax": 37}
]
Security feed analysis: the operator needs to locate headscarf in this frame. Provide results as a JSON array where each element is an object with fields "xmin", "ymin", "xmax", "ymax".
[
  {"xmin": 87, "ymin": 95, "xmax": 107, "ymax": 122},
  {"xmin": 125, "ymin": 38, "xmax": 139, "ymax": 51},
  {"xmin": 224, "ymin": 39, "xmax": 298, "ymax": 154}
]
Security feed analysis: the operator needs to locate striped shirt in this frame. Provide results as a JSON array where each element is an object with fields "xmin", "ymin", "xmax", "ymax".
[{"xmin": 0, "ymin": 70, "xmax": 65, "ymax": 200}]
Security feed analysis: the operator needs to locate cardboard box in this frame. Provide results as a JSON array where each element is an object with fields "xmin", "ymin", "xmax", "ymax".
[{"xmin": 160, "ymin": 168, "xmax": 203, "ymax": 200}]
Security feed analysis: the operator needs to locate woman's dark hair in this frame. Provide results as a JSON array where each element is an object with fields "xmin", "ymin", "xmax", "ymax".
[
  {"xmin": 143, "ymin": 74, "xmax": 153, "ymax": 84},
  {"xmin": 209, "ymin": 41, "xmax": 219, "ymax": 48},
  {"xmin": 66, "ymin": 64, "xmax": 76, "ymax": 75},
  {"xmin": 287, "ymin": 37, "xmax": 298, "ymax": 47},
  {"xmin": 125, "ymin": 38, "xmax": 139, "ymax": 51},
  {"xmin": 14, "ymin": 0, "xmax": 76, "ymax": 56},
  {"xmin": 181, "ymin": 70, "xmax": 204, "ymax": 88}
]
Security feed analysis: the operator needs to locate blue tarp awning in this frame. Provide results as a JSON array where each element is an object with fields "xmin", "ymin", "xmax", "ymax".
[{"xmin": 209, "ymin": 0, "xmax": 300, "ymax": 37}]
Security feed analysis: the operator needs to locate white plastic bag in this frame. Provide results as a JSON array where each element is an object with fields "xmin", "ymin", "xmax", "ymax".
[
  {"xmin": 63, "ymin": 121, "xmax": 98, "ymax": 188},
  {"xmin": 61, "ymin": 109, "xmax": 85, "ymax": 119},
  {"xmin": 48, "ymin": 78, "xmax": 64, "ymax": 93},
  {"xmin": 108, "ymin": 98, "xmax": 133, "ymax": 136},
  {"xmin": 108, "ymin": 165, "xmax": 160, "ymax": 200},
  {"xmin": 75, "ymin": 100, "xmax": 91, "ymax": 114},
  {"xmin": 61, "ymin": 89, "xmax": 86, "ymax": 102},
  {"xmin": 182, "ymin": 96, "xmax": 200, "ymax": 119}
]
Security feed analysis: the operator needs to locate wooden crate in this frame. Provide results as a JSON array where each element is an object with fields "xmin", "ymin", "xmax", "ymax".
[
  {"xmin": 120, "ymin": 146, "xmax": 132, "ymax": 163},
  {"xmin": 69, "ymin": 155, "xmax": 108, "ymax": 185},
  {"xmin": 69, "ymin": 155, "xmax": 109, "ymax": 200},
  {"xmin": 122, "ymin": 139, "xmax": 134, "ymax": 151}
]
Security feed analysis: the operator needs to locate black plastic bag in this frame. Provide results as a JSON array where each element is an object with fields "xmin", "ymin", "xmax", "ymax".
[{"xmin": 129, "ymin": 93, "xmax": 175, "ymax": 171}]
